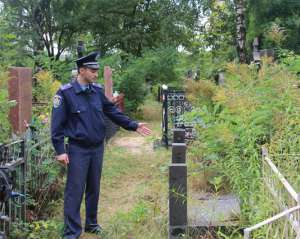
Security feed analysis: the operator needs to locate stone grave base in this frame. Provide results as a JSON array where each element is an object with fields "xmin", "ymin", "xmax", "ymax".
[{"xmin": 188, "ymin": 192, "xmax": 240, "ymax": 227}]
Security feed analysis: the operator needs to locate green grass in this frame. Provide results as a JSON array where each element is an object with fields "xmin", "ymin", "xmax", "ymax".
[{"xmin": 80, "ymin": 120, "xmax": 171, "ymax": 239}]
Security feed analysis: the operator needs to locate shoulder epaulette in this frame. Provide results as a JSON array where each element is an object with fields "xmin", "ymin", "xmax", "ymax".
[
  {"xmin": 92, "ymin": 83, "xmax": 103, "ymax": 89},
  {"xmin": 60, "ymin": 83, "xmax": 73, "ymax": 91}
]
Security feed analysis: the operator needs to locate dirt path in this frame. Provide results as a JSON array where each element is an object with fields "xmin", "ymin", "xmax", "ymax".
[
  {"xmin": 111, "ymin": 136, "xmax": 153, "ymax": 154},
  {"xmin": 80, "ymin": 123, "xmax": 167, "ymax": 239}
]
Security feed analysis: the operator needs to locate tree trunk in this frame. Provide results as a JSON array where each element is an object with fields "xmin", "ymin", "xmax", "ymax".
[{"xmin": 235, "ymin": 0, "xmax": 247, "ymax": 63}]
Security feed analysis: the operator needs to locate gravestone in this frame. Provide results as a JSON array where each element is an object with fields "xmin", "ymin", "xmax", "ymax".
[
  {"xmin": 104, "ymin": 66, "xmax": 113, "ymax": 101},
  {"xmin": 252, "ymin": 37, "xmax": 274, "ymax": 68},
  {"xmin": 215, "ymin": 73, "xmax": 225, "ymax": 86},
  {"xmin": 194, "ymin": 69, "xmax": 200, "ymax": 81},
  {"xmin": 8, "ymin": 67, "xmax": 32, "ymax": 134},
  {"xmin": 252, "ymin": 37, "xmax": 261, "ymax": 69},
  {"xmin": 103, "ymin": 66, "xmax": 121, "ymax": 141}
]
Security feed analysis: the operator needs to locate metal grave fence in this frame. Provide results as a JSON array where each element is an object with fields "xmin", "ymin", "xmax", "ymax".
[
  {"xmin": 0, "ymin": 140, "xmax": 26, "ymax": 235},
  {"xmin": 0, "ymin": 126, "xmax": 59, "ymax": 237},
  {"xmin": 244, "ymin": 147, "xmax": 300, "ymax": 238},
  {"xmin": 25, "ymin": 126, "xmax": 61, "ymax": 218},
  {"xmin": 161, "ymin": 86, "xmax": 196, "ymax": 147}
]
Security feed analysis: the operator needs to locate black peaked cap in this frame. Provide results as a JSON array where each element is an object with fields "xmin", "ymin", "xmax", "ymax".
[{"xmin": 75, "ymin": 52, "xmax": 99, "ymax": 70}]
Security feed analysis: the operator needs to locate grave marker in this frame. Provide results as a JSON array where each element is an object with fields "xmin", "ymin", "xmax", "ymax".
[
  {"xmin": 8, "ymin": 67, "xmax": 32, "ymax": 134},
  {"xmin": 104, "ymin": 66, "xmax": 113, "ymax": 101}
]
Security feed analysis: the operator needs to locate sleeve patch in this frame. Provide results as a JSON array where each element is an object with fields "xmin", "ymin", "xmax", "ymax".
[{"xmin": 53, "ymin": 95, "xmax": 62, "ymax": 108}]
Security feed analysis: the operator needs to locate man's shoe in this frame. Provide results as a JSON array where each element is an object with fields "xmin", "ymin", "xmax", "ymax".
[{"xmin": 85, "ymin": 224, "xmax": 102, "ymax": 234}]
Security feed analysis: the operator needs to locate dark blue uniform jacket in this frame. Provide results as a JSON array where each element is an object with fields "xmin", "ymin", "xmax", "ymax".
[{"xmin": 51, "ymin": 80, "xmax": 138, "ymax": 155}]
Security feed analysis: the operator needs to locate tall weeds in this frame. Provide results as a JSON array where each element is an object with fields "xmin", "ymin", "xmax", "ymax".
[{"xmin": 186, "ymin": 59, "xmax": 300, "ymax": 229}]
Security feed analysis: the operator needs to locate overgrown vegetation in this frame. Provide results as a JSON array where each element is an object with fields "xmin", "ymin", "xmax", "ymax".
[{"xmin": 186, "ymin": 58, "xmax": 300, "ymax": 235}]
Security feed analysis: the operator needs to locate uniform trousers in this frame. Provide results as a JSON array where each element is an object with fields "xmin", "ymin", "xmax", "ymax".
[{"xmin": 63, "ymin": 142, "xmax": 104, "ymax": 239}]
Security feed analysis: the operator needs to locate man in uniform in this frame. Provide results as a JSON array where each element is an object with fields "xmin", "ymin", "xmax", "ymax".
[{"xmin": 51, "ymin": 52, "xmax": 151, "ymax": 239}]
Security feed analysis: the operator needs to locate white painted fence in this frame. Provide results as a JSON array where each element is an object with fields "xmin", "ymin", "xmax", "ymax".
[{"xmin": 244, "ymin": 147, "xmax": 300, "ymax": 239}]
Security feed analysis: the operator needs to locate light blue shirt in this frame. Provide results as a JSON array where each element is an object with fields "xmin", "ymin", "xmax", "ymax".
[{"xmin": 79, "ymin": 83, "xmax": 89, "ymax": 92}]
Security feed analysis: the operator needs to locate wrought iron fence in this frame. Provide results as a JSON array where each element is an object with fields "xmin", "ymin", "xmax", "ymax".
[
  {"xmin": 0, "ymin": 140, "xmax": 26, "ymax": 235},
  {"xmin": 244, "ymin": 147, "xmax": 300, "ymax": 238},
  {"xmin": 0, "ymin": 126, "xmax": 63, "ymax": 237}
]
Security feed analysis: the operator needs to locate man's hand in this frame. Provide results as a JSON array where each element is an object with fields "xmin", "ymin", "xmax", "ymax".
[
  {"xmin": 56, "ymin": 153, "xmax": 69, "ymax": 166},
  {"xmin": 136, "ymin": 123, "xmax": 151, "ymax": 136}
]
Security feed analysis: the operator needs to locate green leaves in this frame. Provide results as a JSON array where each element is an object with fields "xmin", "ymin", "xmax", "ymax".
[
  {"xmin": 100, "ymin": 47, "xmax": 181, "ymax": 113},
  {"xmin": 0, "ymin": 70, "xmax": 15, "ymax": 143}
]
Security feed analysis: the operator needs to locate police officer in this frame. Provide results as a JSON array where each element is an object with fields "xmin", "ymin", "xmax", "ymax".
[{"xmin": 51, "ymin": 52, "xmax": 151, "ymax": 239}]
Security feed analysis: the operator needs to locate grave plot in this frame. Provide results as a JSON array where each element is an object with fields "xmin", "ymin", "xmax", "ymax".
[
  {"xmin": 168, "ymin": 130, "xmax": 241, "ymax": 238},
  {"xmin": 158, "ymin": 85, "xmax": 241, "ymax": 238}
]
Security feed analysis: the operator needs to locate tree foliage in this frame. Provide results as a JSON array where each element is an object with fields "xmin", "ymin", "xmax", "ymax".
[
  {"xmin": 0, "ymin": 70, "xmax": 15, "ymax": 143},
  {"xmin": 0, "ymin": 0, "xmax": 201, "ymax": 59},
  {"xmin": 248, "ymin": 0, "xmax": 300, "ymax": 52},
  {"xmin": 86, "ymin": 0, "xmax": 201, "ymax": 56},
  {"xmin": 1, "ymin": 0, "xmax": 87, "ymax": 60},
  {"xmin": 98, "ymin": 47, "xmax": 181, "ymax": 113}
]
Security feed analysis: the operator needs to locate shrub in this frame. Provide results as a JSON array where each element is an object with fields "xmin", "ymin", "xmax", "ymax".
[
  {"xmin": 34, "ymin": 54, "xmax": 74, "ymax": 84},
  {"xmin": 11, "ymin": 220, "xmax": 63, "ymax": 239},
  {"xmin": 99, "ymin": 47, "xmax": 182, "ymax": 113},
  {"xmin": 32, "ymin": 70, "xmax": 61, "ymax": 119}
]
